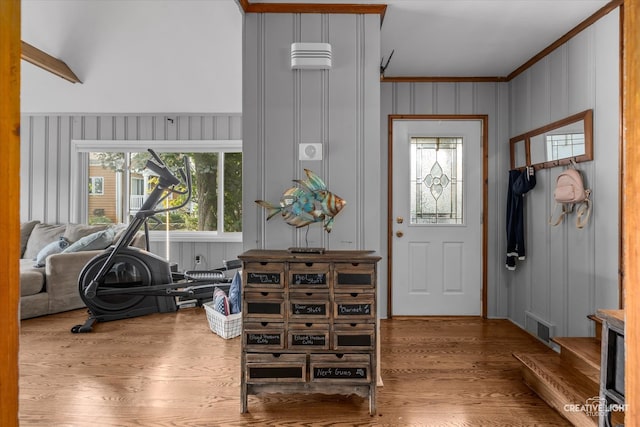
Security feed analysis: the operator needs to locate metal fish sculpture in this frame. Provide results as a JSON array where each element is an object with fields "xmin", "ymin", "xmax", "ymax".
[{"xmin": 255, "ymin": 169, "xmax": 346, "ymax": 233}]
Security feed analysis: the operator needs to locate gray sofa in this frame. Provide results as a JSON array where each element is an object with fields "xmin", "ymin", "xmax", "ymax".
[{"xmin": 20, "ymin": 221, "xmax": 145, "ymax": 320}]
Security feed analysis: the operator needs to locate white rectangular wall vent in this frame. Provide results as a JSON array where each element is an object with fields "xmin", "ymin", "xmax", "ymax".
[{"xmin": 291, "ymin": 43, "xmax": 332, "ymax": 70}]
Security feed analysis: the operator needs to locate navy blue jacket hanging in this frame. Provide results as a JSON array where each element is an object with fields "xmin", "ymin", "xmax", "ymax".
[{"xmin": 506, "ymin": 168, "xmax": 536, "ymax": 270}]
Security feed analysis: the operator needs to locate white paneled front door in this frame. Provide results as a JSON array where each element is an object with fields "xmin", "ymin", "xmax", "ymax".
[{"xmin": 391, "ymin": 119, "xmax": 483, "ymax": 316}]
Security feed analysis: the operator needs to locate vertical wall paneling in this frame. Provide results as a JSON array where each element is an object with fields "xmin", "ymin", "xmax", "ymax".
[
  {"xmin": 20, "ymin": 113, "xmax": 243, "ymax": 272},
  {"xmin": 244, "ymin": 12, "xmax": 381, "ymax": 251},
  {"xmin": 381, "ymin": 81, "xmax": 509, "ymax": 318},
  {"xmin": 414, "ymin": 83, "xmax": 433, "ymax": 115},
  {"xmin": 327, "ymin": 14, "xmax": 359, "ymax": 250},
  {"xmin": 593, "ymin": 10, "xmax": 621, "ymax": 311},
  {"xmin": 243, "ymin": 11, "xmax": 381, "ymax": 309},
  {"xmin": 363, "ymin": 14, "xmax": 382, "ymax": 258},
  {"xmin": 507, "ymin": 8, "xmax": 620, "ymax": 337},
  {"xmin": 19, "ymin": 117, "xmax": 31, "ymax": 220}
]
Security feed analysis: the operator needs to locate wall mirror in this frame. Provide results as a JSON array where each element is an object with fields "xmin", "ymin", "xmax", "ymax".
[
  {"xmin": 510, "ymin": 138, "xmax": 528, "ymax": 169},
  {"xmin": 510, "ymin": 109, "xmax": 593, "ymax": 170}
]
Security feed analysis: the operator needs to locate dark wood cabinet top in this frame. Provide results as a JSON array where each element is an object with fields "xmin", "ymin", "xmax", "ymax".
[{"xmin": 238, "ymin": 249, "xmax": 381, "ymax": 263}]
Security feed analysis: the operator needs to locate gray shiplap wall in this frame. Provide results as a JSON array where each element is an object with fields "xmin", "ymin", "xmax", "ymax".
[
  {"xmin": 20, "ymin": 114, "xmax": 244, "ymax": 269},
  {"xmin": 380, "ymin": 82, "xmax": 511, "ymax": 318},
  {"xmin": 242, "ymin": 13, "xmax": 381, "ymax": 253},
  {"xmin": 507, "ymin": 8, "xmax": 620, "ymax": 338},
  {"xmin": 380, "ymin": 8, "xmax": 620, "ymax": 331}
]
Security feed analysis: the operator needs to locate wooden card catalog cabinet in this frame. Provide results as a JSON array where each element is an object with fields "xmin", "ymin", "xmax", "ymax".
[{"xmin": 238, "ymin": 250, "xmax": 381, "ymax": 415}]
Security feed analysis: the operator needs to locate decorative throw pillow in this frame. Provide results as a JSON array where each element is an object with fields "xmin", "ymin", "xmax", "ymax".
[
  {"xmin": 228, "ymin": 271, "xmax": 242, "ymax": 314},
  {"xmin": 63, "ymin": 223, "xmax": 109, "ymax": 243},
  {"xmin": 34, "ymin": 237, "xmax": 70, "ymax": 267},
  {"xmin": 111, "ymin": 223, "xmax": 129, "ymax": 244},
  {"xmin": 213, "ymin": 287, "xmax": 230, "ymax": 315},
  {"xmin": 20, "ymin": 220, "xmax": 40, "ymax": 258},
  {"xmin": 62, "ymin": 227, "xmax": 116, "ymax": 253},
  {"xmin": 214, "ymin": 286, "xmax": 226, "ymax": 297},
  {"xmin": 23, "ymin": 223, "xmax": 66, "ymax": 260},
  {"xmin": 214, "ymin": 294, "xmax": 230, "ymax": 316}
]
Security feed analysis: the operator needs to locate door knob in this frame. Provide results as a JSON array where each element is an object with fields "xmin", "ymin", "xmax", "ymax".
[
  {"xmin": 396, "ymin": 231, "xmax": 404, "ymax": 238},
  {"xmin": 396, "ymin": 216, "xmax": 404, "ymax": 224}
]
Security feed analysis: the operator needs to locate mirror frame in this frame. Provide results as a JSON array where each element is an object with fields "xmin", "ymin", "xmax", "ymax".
[
  {"xmin": 509, "ymin": 109, "xmax": 593, "ymax": 170},
  {"xmin": 509, "ymin": 138, "xmax": 529, "ymax": 169}
]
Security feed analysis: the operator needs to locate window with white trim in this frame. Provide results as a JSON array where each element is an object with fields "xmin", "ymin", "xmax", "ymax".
[
  {"xmin": 89, "ymin": 176, "xmax": 104, "ymax": 195},
  {"xmin": 73, "ymin": 140, "xmax": 242, "ymax": 242}
]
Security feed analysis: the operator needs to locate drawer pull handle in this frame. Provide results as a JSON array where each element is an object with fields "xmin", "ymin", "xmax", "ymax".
[
  {"xmin": 336, "ymin": 353, "xmax": 344, "ymax": 359},
  {"xmin": 305, "ymin": 323, "xmax": 313, "ymax": 327},
  {"xmin": 351, "ymin": 293, "xmax": 358, "ymax": 297},
  {"xmin": 305, "ymin": 262, "xmax": 313, "ymax": 267}
]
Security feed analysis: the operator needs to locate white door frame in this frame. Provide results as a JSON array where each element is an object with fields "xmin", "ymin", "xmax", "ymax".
[{"xmin": 387, "ymin": 114, "xmax": 489, "ymax": 318}]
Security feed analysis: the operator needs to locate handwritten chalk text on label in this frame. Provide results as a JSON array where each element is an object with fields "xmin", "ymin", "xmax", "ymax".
[{"xmin": 338, "ymin": 304, "xmax": 371, "ymax": 315}]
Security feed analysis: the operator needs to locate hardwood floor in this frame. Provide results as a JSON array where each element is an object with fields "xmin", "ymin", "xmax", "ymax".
[{"xmin": 19, "ymin": 309, "xmax": 570, "ymax": 426}]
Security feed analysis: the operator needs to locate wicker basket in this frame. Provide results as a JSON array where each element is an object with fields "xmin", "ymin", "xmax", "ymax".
[{"xmin": 204, "ymin": 301, "xmax": 242, "ymax": 339}]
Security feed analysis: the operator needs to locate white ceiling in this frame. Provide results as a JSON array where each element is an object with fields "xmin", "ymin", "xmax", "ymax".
[{"xmin": 251, "ymin": 0, "xmax": 611, "ymax": 78}]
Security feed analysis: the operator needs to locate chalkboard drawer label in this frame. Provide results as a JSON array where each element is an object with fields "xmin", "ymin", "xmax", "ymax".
[
  {"xmin": 288, "ymin": 323, "xmax": 330, "ymax": 350},
  {"xmin": 333, "ymin": 324, "xmax": 375, "ymax": 350},
  {"xmin": 244, "ymin": 262, "xmax": 285, "ymax": 288},
  {"xmin": 244, "ymin": 292, "xmax": 285, "ymax": 319},
  {"xmin": 246, "ymin": 353, "xmax": 306, "ymax": 383},
  {"xmin": 244, "ymin": 322, "xmax": 285, "ymax": 350},
  {"xmin": 289, "ymin": 292, "xmax": 331, "ymax": 319},
  {"xmin": 309, "ymin": 354, "xmax": 370, "ymax": 383},
  {"xmin": 334, "ymin": 263, "xmax": 375, "ymax": 290},
  {"xmin": 289, "ymin": 262, "xmax": 330, "ymax": 289},
  {"xmin": 334, "ymin": 294, "xmax": 375, "ymax": 320}
]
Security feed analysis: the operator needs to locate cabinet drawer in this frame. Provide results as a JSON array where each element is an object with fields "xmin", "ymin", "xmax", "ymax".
[
  {"xmin": 289, "ymin": 262, "xmax": 330, "ymax": 290},
  {"xmin": 244, "ymin": 262, "xmax": 285, "ymax": 289},
  {"xmin": 334, "ymin": 293, "xmax": 375, "ymax": 320},
  {"xmin": 244, "ymin": 322, "xmax": 285, "ymax": 350},
  {"xmin": 288, "ymin": 323, "xmax": 330, "ymax": 350},
  {"xmin": 289, "ymin": 292, "xmax": 331, "ymax": 320},
  {"xmin": 334, "ymin": 263, "xmax": 375, "ymax": 292},
  {"xmin": 333, "ymin": 323, "xmax": 375, "ymax": 350},
  {"xmin": 246, "ymin": 353, "xmax": 307, "ymax": 383},
  {"xmin": 310, "ymin": 354, "xmax": 371, "ymax": 383},
  {"xmin": 244, "ymin": 291, "xmax": 285, "ymax": 319}
]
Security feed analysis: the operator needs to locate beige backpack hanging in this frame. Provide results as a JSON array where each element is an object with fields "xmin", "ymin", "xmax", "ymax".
[{"xmin": 549, "ymin": 163, "xmax": 592, "ymax": 229}]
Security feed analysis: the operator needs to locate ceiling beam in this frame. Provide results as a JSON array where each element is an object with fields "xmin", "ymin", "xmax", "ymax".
[{"xmin": 21, "ymin": 41, "xmax": 81, "ymax": 84}]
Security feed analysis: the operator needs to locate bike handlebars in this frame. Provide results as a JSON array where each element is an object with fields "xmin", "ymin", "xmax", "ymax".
[
  {"xmin": 145, "ymin": 149, "xmax": 181, "ymax": 187},
  {"xmin": 137, "ymin": 149, "xmax": 192, "ymax": 217}
]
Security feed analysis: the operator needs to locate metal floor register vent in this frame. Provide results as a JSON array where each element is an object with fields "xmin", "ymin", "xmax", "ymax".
[{"xmin": 525, "ymin": 311, "xmax": 555, "ymax": 345}]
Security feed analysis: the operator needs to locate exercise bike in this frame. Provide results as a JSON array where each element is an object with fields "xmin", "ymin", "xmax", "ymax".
[{"xmin": 71, "ymin": 149, "xmax": 238, "ymax": 333}]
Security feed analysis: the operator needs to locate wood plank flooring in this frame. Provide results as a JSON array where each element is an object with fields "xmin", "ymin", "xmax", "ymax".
[{"xmin": 19, "ymin": 309, "xmax": 570, "ymax": 426}]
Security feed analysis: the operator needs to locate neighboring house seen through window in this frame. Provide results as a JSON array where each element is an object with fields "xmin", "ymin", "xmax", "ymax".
[
  {"xmin": 75, "ymin": 140, "xmax": 242, "ymax": 242},
  {"xmin": 88, "ymin": 176, "xmax": 104, "ymax": 195}
]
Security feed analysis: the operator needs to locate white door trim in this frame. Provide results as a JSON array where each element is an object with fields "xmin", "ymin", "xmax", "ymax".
[{"xmin": 387, "ymin": 114, "xmax": 488, "ymax": 318}]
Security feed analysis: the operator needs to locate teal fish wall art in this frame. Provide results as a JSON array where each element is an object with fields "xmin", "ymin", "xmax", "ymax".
[{"xmin": 255, "ymin": 169, "xmax": 346, "ymax": 233}]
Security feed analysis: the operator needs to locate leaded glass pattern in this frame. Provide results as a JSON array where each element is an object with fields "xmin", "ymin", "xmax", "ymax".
[
  {"xmin": 546, "ymin": 132, "xmax": 585, "ymax": 161},
  {"xmin": 410, "ymin": 137, "xmax": 463, "ymax": 225}
]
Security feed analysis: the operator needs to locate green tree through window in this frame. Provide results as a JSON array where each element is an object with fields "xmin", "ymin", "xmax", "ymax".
[{"xmin": 87, "ymin": 150, "xmax": 242, "ymax": 234}]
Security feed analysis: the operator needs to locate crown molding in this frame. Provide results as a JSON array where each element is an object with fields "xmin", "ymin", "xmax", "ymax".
[{"xmin": 238, "ymin": 1, "xmax": 387, "ymax": 22}]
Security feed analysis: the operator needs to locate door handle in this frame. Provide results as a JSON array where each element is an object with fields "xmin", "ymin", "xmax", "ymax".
[
  {"xmin": 396, "ymin": 231, "xmax": 404, "ymax": 238},
  {"xmin": 396, "ymin": 216, "xmax": 404, "ymax": 224}
]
